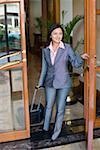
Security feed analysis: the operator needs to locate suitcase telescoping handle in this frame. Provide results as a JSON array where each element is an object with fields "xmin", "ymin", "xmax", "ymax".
[{"xmin": 30, "ymin": 86, "xmax": 44, "ymax": 112}]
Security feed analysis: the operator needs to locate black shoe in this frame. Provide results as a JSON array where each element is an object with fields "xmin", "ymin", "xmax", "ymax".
[
  {"xmin": 42, "ymin": 129, "xmax": 48, "ymax": 133},
  {"xmin": 42, "ymin": 129, "xmax": 51, "ymax": 139},
  {"xmin": 50, "ymin": 139, "xmax": 54, "ymax": 142}
]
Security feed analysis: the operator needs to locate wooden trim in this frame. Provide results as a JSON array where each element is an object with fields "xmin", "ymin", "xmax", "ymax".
[
  {"xmin": 0, "ymin": 130, "xmax": 29, "ymax": 143},
  {"xmin": 20, "ymin": 0, "xmax": 30, "ymax": 135},
  {"xmin": 0, "ymin": 61, "xmax": 22, "ymax": 70},
  {"xmin": 96, "ymin": 10, "xmax": 100, "ymax": 15},
  {"xmin": 53, "ymin": 0, "xmax": 60, "ymax": 23},
  {"xmin": 0, "ymin": 0, "xmax": 30, "ymax": 142},
  {"xmin": 42, "ymin": 0, "xmax": 48, "ymax": 42},
  {"xmin": 85, "ymin": 1, "xmax": 100, "ymax": 149},
  {"xmin": 84, "ymin": 0, "xmax": 90, "ymax": 135},
  {"xmin": 0, "ymin": 51, "xmax": 21, "ymax": 60},
  {"xmin": 95, "ymin": 118, "xmax": 100, "ymax": 128},
  {"xmin": 87, "ymin": 0, "xmax": 96, "ymax": 150},
  {"xmin": 96, "ymin": 67, "xmax": 100, "ymax": 72},
  {"xmin": 0, "ymin": 0, "xmax": 20, "ymax": 4}
]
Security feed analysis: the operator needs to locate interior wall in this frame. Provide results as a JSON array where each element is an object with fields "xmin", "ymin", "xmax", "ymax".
[
  {"xmin": 29, "ymin": 0, "xmax": 41, "ymax": 47},
  {"xmin": 60, "ymin": 0, "xmax": 73, "ymax": 25},
  {"xmin": 73, "ymin": 0, "xmax": 84, "ymax": 51},
  {"xmin": 70, "ymin": 0, "xmax": 84, "ymax": 76},
  {"xmin": 60, "ymin": 0, "xmax": 84, "ymax": 57}
]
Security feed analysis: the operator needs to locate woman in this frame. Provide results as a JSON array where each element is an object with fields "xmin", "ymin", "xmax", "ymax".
[{"xmin": 38, "ymin": 24, "xmax": 89, "ymax": 141}]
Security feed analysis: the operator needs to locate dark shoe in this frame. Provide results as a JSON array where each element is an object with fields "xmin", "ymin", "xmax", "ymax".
[
  {"xmin": 42, "ymin": 129, "xmax": 49, "ymax": 134},
  {"xmin": 42, "ymin": 129, "xmax": 47, "ymax": 132},
  {"xmin": 42, "ymin": 129, "xmax": 51, "ymax": 139},
  {"xmin": 50, "ymin": 139, "xmax": 54, "ymax": 142}
]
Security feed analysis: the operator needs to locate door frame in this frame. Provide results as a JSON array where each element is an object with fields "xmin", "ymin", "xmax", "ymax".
[
  {"xmin": 0, "ymin": 0, "xmax": 30, "ymax": 142},
  {"xmin": 84, "ymin": 0, "xmax": 100, "ymax": 149}
]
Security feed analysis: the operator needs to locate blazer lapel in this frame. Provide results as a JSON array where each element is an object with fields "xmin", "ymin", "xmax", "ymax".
[
  {"xmin": 45, "ymin": 48, "xmax": 52, "ymax": 65},
  {"xmin": 45, "ymin": 47, "xmax": 65, "ymax": 65},
  {"xmin": 54, "ymin": 48, "xmax": 65, "ymax": 64}
]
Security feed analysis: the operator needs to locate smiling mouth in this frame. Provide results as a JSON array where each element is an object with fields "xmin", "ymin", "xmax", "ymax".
[{"xmin": 56, "ymin": 38, "xmax": 61, "ymax": 41}]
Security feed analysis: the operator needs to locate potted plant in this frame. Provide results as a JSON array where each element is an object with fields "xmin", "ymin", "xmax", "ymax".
[
  {"xmin": 34, "ymin": 17, "xmax": 42, "ymax": 34},
  {"xmin": 62, "ymin": 13, "xmax": 84, "ymax": 71},
  {"xmin": 63, "ymin": 15, "xmax": 84, "ymax": 44}
]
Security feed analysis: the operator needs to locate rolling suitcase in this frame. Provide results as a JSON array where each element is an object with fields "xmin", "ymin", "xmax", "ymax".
[{"xmin": 30, "ymin": 87, "xmax": 44, "ymax": 124}]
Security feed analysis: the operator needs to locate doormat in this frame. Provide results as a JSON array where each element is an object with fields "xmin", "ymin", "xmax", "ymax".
[
  {"xmin": 0, "ymin": 118, "xmax": 100, "ymax": 150},
  {"xmin": 30, "ymin": 124, "xmax": 85, "ymax": 149},
  {"xmin": 30, "ymin": 118, "xmax": 100, "ymax": 149}
]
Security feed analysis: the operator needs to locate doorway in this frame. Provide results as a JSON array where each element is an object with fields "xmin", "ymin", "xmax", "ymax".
[
  {"xmin": 0, "ymin": 1, "xmax": 100, "ymax": 149},
  {"xmin": 28, "ymin": 0, "xmax": 100, "ymax": 149},
  {"xmin": 28, "ymin": 0, "xmax": 85, "ymax": 144}
]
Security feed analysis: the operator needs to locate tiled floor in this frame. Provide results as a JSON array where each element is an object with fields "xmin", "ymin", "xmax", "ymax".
[{"xmin": 42, "ymin": 139, "xmax": 100, "ymax": 150}]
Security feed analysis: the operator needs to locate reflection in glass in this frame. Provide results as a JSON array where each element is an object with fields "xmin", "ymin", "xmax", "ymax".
[
  {"xmin": 0, "ymin": 3, "xmax": 21, "ymax": 66},
  {"xmin": 0, "ymin": 68, "xmax": 25, "ymax": 132},
  {"xmin": 96, "ymin": 15, "xmax": 100, "ymax": 66},
  {"xmin": 96, "ymin": 72, "xmax": 100, "ymax": 117}
]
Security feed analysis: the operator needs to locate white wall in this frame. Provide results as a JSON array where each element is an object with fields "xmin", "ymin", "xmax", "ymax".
[
  {"xmin": 60, "ymin": 0, "xmax": 73, "ymax": 25},
  {"xmin": 0, "ymin": 4, "xmax": 20, "ymax": 30},
  {"xmin": 72, "ymin": 0, "xmax": 84, "ymax": 76},
  {"xmin": 73, "ymin": 0, "xmax": 84, "ymax": 49},
  {"xmin": 0, "ymin": 3, "xmax": 19, "ymax": 16}
]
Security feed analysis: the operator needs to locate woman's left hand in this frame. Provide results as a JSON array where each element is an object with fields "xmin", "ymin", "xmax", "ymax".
[{"xmin": 81, "ymin": 53, "xmax": 89, "ymax": 60}]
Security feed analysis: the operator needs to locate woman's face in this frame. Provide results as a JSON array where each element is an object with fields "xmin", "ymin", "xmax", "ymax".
[{"xmin": 51, "ymin": 27, "xmax": 63, "ymax": 44}]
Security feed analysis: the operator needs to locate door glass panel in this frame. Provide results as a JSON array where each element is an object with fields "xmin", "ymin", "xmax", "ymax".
[
  {"xmin": 56, "ymin": 0, "xmax": 84, "ymax": 124},
  {"xmin": 96, "ymin": 0, "xmax": 100, "ymax": 10},
  {"xmin": 0, "ymin": 3, "xmax": 21, "ymax": 67},
  {"xmin": 0, "ymin": 68, "xmax": 25, "ymax": 132},
  {"xmin": 96, "ymin": 72, "xmax": 100, "ymax": 117},
  {"xmin": 96, "ymin": 15, "xmax": 100, "ymax": 66}
]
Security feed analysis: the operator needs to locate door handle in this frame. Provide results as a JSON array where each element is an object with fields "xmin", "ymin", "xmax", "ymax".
[
  {"xmin": 0, "ymin": 51, "xmax": 21, "ymax": 60},
  {"xmin": 0, "ymin": 60, "xmax": 20, "ymax": 70}
]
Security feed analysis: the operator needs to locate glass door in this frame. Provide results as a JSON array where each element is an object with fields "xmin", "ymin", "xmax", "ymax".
[
  {"xmin": 0, "ymin": 0, "xmax": 30, "ymax": 142},
  {"xmin": 84, "ymin": 0, "xmax": 100, "ymax": 149},
  {"xmin": 95, "ymin": 0, "xmax": 100, "ymax": 126}
]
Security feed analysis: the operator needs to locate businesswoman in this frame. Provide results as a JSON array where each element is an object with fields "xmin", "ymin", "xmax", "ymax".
[{"xmin": 38, "ymin": 24, "xmax": 89, "ymax": 141}]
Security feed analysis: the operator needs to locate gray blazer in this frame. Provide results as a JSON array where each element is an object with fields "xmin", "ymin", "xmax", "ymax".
[{"xmin": 38, "ymin": 43, "xmax": 83, "ymax": 89}]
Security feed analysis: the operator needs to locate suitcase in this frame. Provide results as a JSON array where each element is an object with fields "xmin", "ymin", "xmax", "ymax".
[{"xmin": 30, "ymin": 87, "xmax": 44, "ymax": 124}]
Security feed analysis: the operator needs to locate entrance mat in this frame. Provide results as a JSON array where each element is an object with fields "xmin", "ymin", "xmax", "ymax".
[
  {"xmin": 30, "ymin": 118, "xmax": 100, "ymax": 149},
  {"xmin": 0, "ymin": 118, "xmax": 100, "ymax": 150},
  {"xmin": 31, "ymin": 129, "xmax": 100, "ymax": 149}
]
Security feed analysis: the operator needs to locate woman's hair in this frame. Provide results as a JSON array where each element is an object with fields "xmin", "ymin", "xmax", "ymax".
[{"xmin": 45, "ymin": 23, "xmax": 64, "ymax": 47}]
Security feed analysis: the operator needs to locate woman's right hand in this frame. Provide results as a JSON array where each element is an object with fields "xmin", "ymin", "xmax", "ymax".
[{"xmin": 81, "ymin": 53, "xmax": 89, "ymax": 60}]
